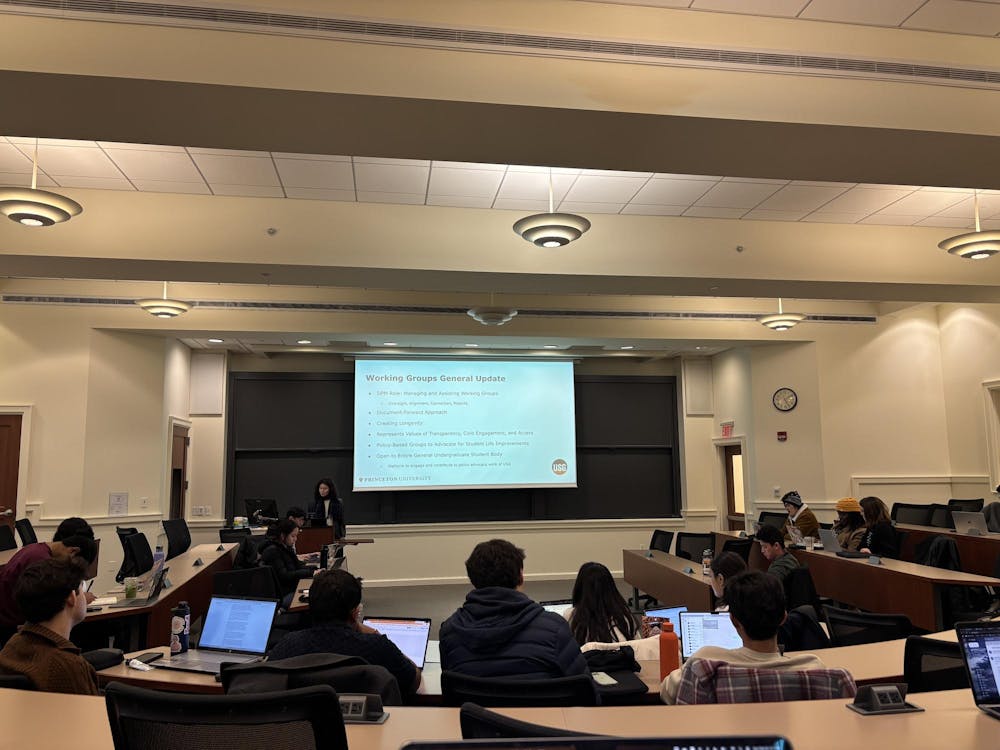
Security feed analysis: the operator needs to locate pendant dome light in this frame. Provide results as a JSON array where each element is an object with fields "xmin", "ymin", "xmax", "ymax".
[
  {"xmin": 513, "ymin": 168, "xmax": 590, "ymax": 248},
  {"xmin": 467, "ymin": 292, "xmax": 517, "ymax": 326},
  {"xmin": 938, "ymin": 190, "xmax": 999, "ymax": 260},
  {"xmin": 758, "ymin": 298, "xmax": 806, "ymax": 332},
  {"xmin": 136, "ymin": 282, "xmax": 192, "ymax": 319},
  {"xmin": 0, "ymin": 139, "xmax": 82, "ymax": 227}
]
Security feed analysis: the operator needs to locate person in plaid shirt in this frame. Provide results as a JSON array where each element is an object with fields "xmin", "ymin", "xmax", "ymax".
[{"xmin": 660, "ymin": 571, "xmax": 826, "ymax": 704}]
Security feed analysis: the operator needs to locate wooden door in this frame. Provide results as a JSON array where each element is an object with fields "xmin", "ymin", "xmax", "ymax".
[
  {"xmin": 0, "ymin": 415, "xmax": 22, "ymax": 529},
  {"xmin": 169, "ymin": 425, "xmax": 189, "ymax": 520},
  {"xmin": 723, "ymin": 444, "xmax": 745, "ymax": 531}
]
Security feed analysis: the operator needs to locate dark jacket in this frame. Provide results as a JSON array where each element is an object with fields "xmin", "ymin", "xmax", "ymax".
[
  {"xmin": 863, "ymin": 521, "xmax": 899, "ymax": 558},
  {"xmin": 439, "ymin": 586, "xmax": 589, "ymax": 679},
  {"xmin": 257, "ymin": 538, "xmax": 313, "ymax": 596},
  {"xmin": 310, "ymin": 497, "xmax": 345, "ymax": 538}
]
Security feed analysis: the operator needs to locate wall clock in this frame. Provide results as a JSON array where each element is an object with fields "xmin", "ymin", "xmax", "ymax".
[{"xmin": 772, "ymin": 387, "xmax": 797, "ymax": 412}]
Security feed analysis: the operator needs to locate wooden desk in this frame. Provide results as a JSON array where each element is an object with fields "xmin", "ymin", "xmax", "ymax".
[
  {"xmin": 80, "ymin": 543, "xmax": 236, "ymax": 650},
  {"xmin": 6, "ymin": 686, "xmax": 999, "ymax": 750},
  {"xmin": 622, "ymin": 549, "xmax": 715, "ymax": 612},
  {"xmin": 789, "ymin": 547, "xmax": 1000, "ymax": 631},
  {"xmin": 0, "ymin": 547, "xmax": 19, "ymax": 567},
  {"xmin": 897, "ymin": 523, "xmax": 1000, "ymax": 577}
]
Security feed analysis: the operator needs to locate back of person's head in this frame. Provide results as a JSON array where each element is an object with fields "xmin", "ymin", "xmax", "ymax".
[
  {"xmin": 465, "ymin": 538, "xmax": 525, "ymax": 589},
  {"xmin": 286, "ymin": 506, "xmax": 306, "ymax": 521},
  {"xmin": 53, "ymin": 517, "xmax": 94, "ymax": 542},
  {"xmin": 710, "ymin": 551, "xmax": 747, "ymax": 580},
  {"xmin": 755, "ymin": 524, "xmax": 785, "ymax": 548},
  {"xmin": 58, "ymin": 534, "xmax": 97, "ymax": 564},
  {"xmin": 724, "ymin": 571, "xmax": 786, "ymax": 641},
  {"xmin": 309, "ymin": 569, "xmax": 362, "ymax": 623},
  {"xmin": 860, "ymin": 496, "xmax": 890, "ymax": 527},
  {"xmin": 569, "ymin": 561, "xmax": 636, "ymax": 644},
  {"xmin": 16, "ymin": 557, "xmax": 88, "ymax": 624}
]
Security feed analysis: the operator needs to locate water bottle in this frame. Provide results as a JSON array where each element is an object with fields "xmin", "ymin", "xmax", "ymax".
[
  {"xmin": 659, "ymin": 620, "xmax": 680, "ymax": 680},
  {"xmin": 170, "ymin": 601, "xmax": 190, "ymax": 654},
  {"xmin": 153, "ymin": 545, "xmax": 165, "ymax": 568},
  {"xmin": 702, "ymin": 548, "xmax": 713, "ymax": 576}
]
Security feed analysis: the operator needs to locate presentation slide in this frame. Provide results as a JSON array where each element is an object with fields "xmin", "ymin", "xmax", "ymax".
[{"xmin": 353, "ymin": 359, "xmax": 577, "ymax": 491}]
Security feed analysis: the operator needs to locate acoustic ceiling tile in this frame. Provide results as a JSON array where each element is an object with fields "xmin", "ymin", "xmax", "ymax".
[
  {"xmin": 631, "ymin": 177, "xmax": 716, "ymax": 205},
  {"xmin": 798, "ymin": 0, "xmax": 925, "ymax": 26},
  {"xmin": 620, "ymin": 204, "xmax": 688, "ymax": 216},
  {"xmin": 105, "ymin": 148, "xmax": 203, "ymax": 182},
  {"xmin": 284, "ymin": 187, "xmax": 356, "ymax": 201},
  {"xmin": 18, "ymin": 144, "xmax": 122, "ymax": 178},
  {"xmin": 131, "ymin": 180, "xmax": 211, "ymax": 194},
  {"xmin": 683, "ymin": 206, "xmax": 747, "ymax": 218},
  {"xmin": 191, "ymin": 154, "xmax": 280, "ymax": 186},
  {"xmin": 357, "ymin": 191, "xmax": 426, "ymax": 205},
  {"xmin": 902, "ymin": 0, "xmax": 1000, "ymax": 35},
  {"xmin": 274, "ymin": 159, "xmax": 355, "ymax": 190},
  {"xmin": 816, "ymin": 186, "xmax": 914, "ymax": 213},
  {"xmin": 210, "ymin": 184, "xmax": 285, "ymax": 198},
  {"xmin": 755, "ymin": 184, "xmax": 849, "ymax": 212},
  {"xmin": 426, "ymin": 194, "xmax": 494, "ymax": 208},
  {"xmin": 354, "ymin": 163, "xmax": 429, "ymax": 194},
  {"xmin": 693, "ymin": 181, "xmax": 783, "ymax": 209},
  {"xmin": 49, "ymin": 176, "xmax": 134, "ymax": 190},
  {"xmin": 557, "ymin": 201, "xmax": 625, "ymax": 214},
  {"xmin": 690, "ymin": 0, "xmax": 809, "ymax": 14},
  {"xmin": 565, "ymin": 175, "xmax": 649, "ymax": 203},
  {"xmin": 496, "ymin": 171, "xmax": 574, "ymax": 201},
  {"xmin": 881, "ymin": 189, "xmax": 970, "ymax": 216},
  {"xmin": 428, "ymin": 168, "xmax": 504, "ymax": 197}
]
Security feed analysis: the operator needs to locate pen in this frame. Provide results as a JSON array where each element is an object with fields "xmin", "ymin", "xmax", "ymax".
[{"xmin": 85, "ymin": 579, "xmax": 94, "ymax": 592}]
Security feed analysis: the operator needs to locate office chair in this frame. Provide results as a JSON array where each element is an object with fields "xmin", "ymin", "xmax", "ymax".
[
  {"xmin": 890, "ymin": 502, "xmax": 934, "ymax": 526},
  {"xmin": 219, "ymin": 527, "xmax": 251, "ymax": 544},
  {"xmin": 822, "ymin": 604, "xmax": 913, "ymax": 646},
  {"xmin": 818, "ymin": 521, "xmax": 833, "ymax": 530},
  {"xmin": 903, "ymin": 636, "xmax": 968, "ymax": 693},
  {"xmin": 104, "ymin": 682, "xmax": 347, "ymax": 750},
  {"xmin": 459, "ymin": 702, "xmax": 597, "ymax": 739},
  {"xmin": 114, "ymin": 527, "xmax": 139, "ymax": 583},
  {"xmin": 0, "ymin": 674, "xmax": 35, "ymax": 690},
  {"xmin": 721, "ymin": 537, "xmax": 753, "ymax": 563},
  {"xmin": 0, "ymin": 526, "xmax": 16, "ymax": 552},
  {"xmin": 649, "ymin": 529, "xmax": 674, "ymax": 554},
  {"xmin": 441, "ymin": 671, "xmax": 600, "ymax": 707},
  {"xmin": 119, "ymin": 531, "xmax": 154, "ymax": 581},
  {"xmin": 929, "ymin": 503, "xmax": 952, "ymax": 529},
  {"xmin": 783, "ymin": 566, "xmax": 821, "ymax": 612},
  {"xmin": 757, "ymin": 511, "xmax": 787, "ymax": 530},
  {"xmin": 947, "ymin": 498, "xmax": 984, "ymax": 514},
  {"xmin": 161, "ymin": 518, "xmax": 191, "ymax": 560},
  {"xmin": 14, "ymin": 518, "xmax": 37, "ymax": 546},
  {"xmin": 674, "ymin": 532, "xmax": 713, "ymax": 562}
]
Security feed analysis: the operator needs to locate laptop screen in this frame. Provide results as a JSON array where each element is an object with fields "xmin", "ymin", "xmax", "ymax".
[
  {"xmin": 198, "ymin": 597, "xmax": 277, "ymax": 655},
  {"xmin": 645, "ymin": 605, "xmax": 688, "ymax": 625},
  {"xmin": 540, "ymin": 599, "xmax": 573, "ymax": 617},
  {"xmin": 679, "ymin": 612, "xmax": 742, "ymax": 658},
  {"xmin": 363, "ymin": 617, "xmax": 432, "ymax": 668},
  {"xmin": 958, "ymin": 623, "xmax": 1000, "ymax": 705}
]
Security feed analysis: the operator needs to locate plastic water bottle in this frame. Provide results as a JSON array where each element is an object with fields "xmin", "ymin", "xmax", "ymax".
[
  {"xmin": 659, "ymin": 620, "xmax": 680, "ymax": 680},
  {"xmin": 153, "ymin": 545, "xmax": 165, "ymax": 568},
  {"xmin": 170, "ymin": 601, "xmax": 190, "ymax": 654}
]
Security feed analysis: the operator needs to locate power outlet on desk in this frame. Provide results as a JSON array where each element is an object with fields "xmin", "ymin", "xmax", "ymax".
[{"xmin": 339, "ymin": 694, "xmax": 388, "ymax": 724}]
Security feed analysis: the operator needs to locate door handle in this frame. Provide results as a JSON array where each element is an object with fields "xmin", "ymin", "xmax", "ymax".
[{"xmin": 0, "ymin": 509, "xmax": 13, "ymax": 517}]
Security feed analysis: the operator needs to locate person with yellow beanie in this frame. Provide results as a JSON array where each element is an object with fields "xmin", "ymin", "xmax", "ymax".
[{"xmin": 833, "ymin": 497, "xmax": 866, "ymax": 552}]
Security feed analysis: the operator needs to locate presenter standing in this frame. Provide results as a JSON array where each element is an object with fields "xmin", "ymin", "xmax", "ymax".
[{"xmin": 312, "ymin": 478, "xmax": 346, "ymax": 539}]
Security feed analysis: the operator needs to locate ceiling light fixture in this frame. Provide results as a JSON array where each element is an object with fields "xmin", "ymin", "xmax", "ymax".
[
  {"xmin": 0, "ymin": 139, "xmax": 82, "ymax": 227},
  {"xmin": 620, "ymin": 345, "xmax": 634, "ymax": 350},
  {"xmin": 382, "ymin": 342, "xmax": 398, "ymax": 347},
  {"xmin": 465, "ymin": 343, "xmax": 479, "ymax": 348},
  {"xmin": 297, "ymin": 339, "xmax": 312, "ymax": 345},
  {"xmin": 468, "ymin": 292, "xmax": 517, "ymax": 327},
  {"xmin": 208, "ymin": 338, "xmax": 224, "ymax": 344},
  {"xmin": 136, "ymin": 282, "xmax": 192, "ymax": 319},
  {"xmin": 513, "ymin": 167, "xmax": 590, "ymax": 248},
  {"xmin": 543, "ymin": 345, "xmax": 559, "ymax": 349},
  {"xmin": 939, "ymin": 190, "xmax": 999, "ymax": 260},
  {"xmin": 758, "ymin": 297, "xmax": 806, "ymax": 332}
]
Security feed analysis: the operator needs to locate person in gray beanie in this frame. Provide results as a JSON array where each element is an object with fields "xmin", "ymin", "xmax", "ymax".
[{"xmin": 779, "ymin": 490, "xmax": 819, "ymax": 544}]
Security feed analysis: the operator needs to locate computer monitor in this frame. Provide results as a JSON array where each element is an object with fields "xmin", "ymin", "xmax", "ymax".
[{"xmin": 244, "ymin": 498, "xmax": 279, "ymax": 525}]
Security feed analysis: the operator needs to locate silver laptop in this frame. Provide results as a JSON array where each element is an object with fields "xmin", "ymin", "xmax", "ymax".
[
  {"xmin": 362, "ymin": 616, "xmax": 432, "ymax": 668},
  {"xmin": 540, "ymin": 599, "xmax": 573, "ymax": 617},
  {"xmin": 818, "ymin": 528, "xmax": 868, "ymax": 559},
  {"xmin": 953, "ymin": 511, "xmax": 991, "ymax": 536},
  {"xmin": 678, "ymin": 611, "xmax": 742, "ymax": 660},
  {"xmin": 109, "ymin": 560, "xmax": 168, "ymax": 608},
  {"xmin": 956, "ymin": 621, "xmax": 1000, "ymax": 720},
  {"xmin": 157, "ymin": 596, "xmax": 277, "ymax": 674}
]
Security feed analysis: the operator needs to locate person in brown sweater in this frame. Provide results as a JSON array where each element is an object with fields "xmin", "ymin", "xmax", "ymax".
[{"xmin": 0, "ymin": 556, "xmax": 99, "ymax": 694}]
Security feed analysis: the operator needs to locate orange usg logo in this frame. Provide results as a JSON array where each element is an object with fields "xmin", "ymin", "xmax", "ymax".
[{"xmin": 551, "ymin": 459, "xmax": 568, "ymax": 475}]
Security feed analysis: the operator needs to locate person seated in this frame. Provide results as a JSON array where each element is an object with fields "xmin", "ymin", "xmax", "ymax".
[
  {"xmin": 0, "ymin": 519, "xmax": 98, "ymax": 641},
  {"xmin": 756, "ymin": 525, "xmax": 800, "ymax": 584},
  {"xmin": 257, "ymin": 519, "xmax": 316, "ymax": 607},
  {"xmin": 0, "ymin": 557, "xmax": 99, "ymax": 694},
  {"xmin": 286, "ymin": 507, "xmax": 308, "ymax": 529},
  {"xmin": 564, "ymin": 561, "xmax": 637, "ymax": 645},
  {"xmin": 709, "ymin": 551, "xmax": 747, "ymax": 612},
  {"xmin": 660, "ymin": 571, "xmax": 826, "ymax": 704},
  {"xmin": 268, "ymin": 569, "xmax": 421, "ymax": 696},
  {"xmin": 833, "ymin": 497, "xmax": 866, "ymax": 551},
  {"xmin": 778, "ymin": 491, "xmax": 819, "ymax": 543},
  {"xmin": 440, "ymin": 538, "xmax": 589, "ymax": 679},
  {"xmin": 859, "ymin": 496, "xmax": 899, "ymax": 558}
]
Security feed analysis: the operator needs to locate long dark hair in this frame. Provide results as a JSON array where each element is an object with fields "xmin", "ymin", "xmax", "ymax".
[
  {"xmin": 860, "ymin": 496, "xmax": 890, "ymax": 527},
  {"xmin": 569, "ymin": 562, "xmax": 636, "ymax": 645},
  {"xmin": 315, "ymin": 478, "xmax": 337, "ymax": 505}
]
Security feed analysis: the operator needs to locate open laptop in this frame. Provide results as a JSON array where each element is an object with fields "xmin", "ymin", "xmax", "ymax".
[
  {"xmin": 818, "ymin": 528, "xmax": 868, "ymax": 559},
  {"xmin": 956, "ymin": 621, "xmax": 1000, "ymax": 720},
  {"xmin": 157, "ymin": 596, "xmax": 277, "ymax": 674},
  {"xmin": 540, "ymin": 599, "xmax": 573, "ymax": 617},
  {"xmin": 678, "ymin": 611, "xmax": 742, "ymax": 660},
  {"xmin": 362, "ymin": 616, "xmax": 432, "ymax": 668},
  {"xmin": 645, "ymin": 604, "xmax": 688, "ymax": 625},
  {"xmin": 953, "ymin": 511, "xmax": 991, "ymax": 536},
  {"xmin": 108, "ymin": 559, "xmax": 168, "ymax": 608}
]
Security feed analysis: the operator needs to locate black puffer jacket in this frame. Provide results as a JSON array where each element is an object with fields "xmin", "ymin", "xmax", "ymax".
[
  {"xmin": 439, "ymin": 587, "xmax": 589, "ymax": 679},
  {"xmin": 257, "ymin": 538, "xmax": 313, "ymax": 596}
]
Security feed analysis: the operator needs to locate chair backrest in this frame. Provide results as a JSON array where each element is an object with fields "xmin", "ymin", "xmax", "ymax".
[
  {"xmin": 721, "ymin": 537, "xmax": 753, "ymax": 563},
  {"xmin": 115, "ymin": 527, "xmax": 139, "ymax": 583},
  {"xmin": 161, "ymin": 519, "xmax": 191, "ymax": 560},
  {"xmin": 0, "ymin": 674, "xmax": 35, "ymax": 690},
  {"xmin": 948, "ymin": 498, "xmax": 984, "ymax": 514},
  {"xmin": 14, "ymin": 518, "xmax": 37, "ymax": 546},
  {"xmin": 674, "ymin": 532, "xmax": 714, "ymax": 562},
  {"xmin": 459, "ymin": 702, "xmax": 595, "ymax": 739},
  {"xmin": 441, "ymin": 671, "xmax": 599, "ymax": 707},
  {"xmin": 121, "ymin": 532, "xmax": 154, "ymax": 579},
  {"xmin": 212, "ymin": 567, "xmax": 281, "ymax": 600},
  {"xmin": 219, "ymin": 528, "xmax": 251, "ymax": 544},
  {"xmin": 903, "ymin": 635, "xmax": 969, "ymax": 693},
  {"xmin": 818, "ymin": 521, "xmax": 833, "ymax": 530},
  {"xmin": 777, "ymin": 605, "xmax": 831, "ymax": 652},
  {"xmin": 648, "ymin": 529, "xmax": 674, "ymax": 554},
  {"xmin": 822, "ymin": 604, "xmax": 913, "ymax": 646},
  {"xmin": 890, "ymin": 502, "xmax": 934, "ymax": 526},
  {"xmin": 232, "ymin": 535, "xmax": 263, "ymax": 570},
  {"xmin": 675, "ymin": 659, "xmax": 856, "ymax": 704},
  {"xmin": 929, "ymin": 503, "xmax": 952, "ymax": 529},
  {"xmin": 0, "ymin": 526, "xmax": 17, "ymax": 551},
  {"xmin": 783, "ymin": 566, "xmax": 820, "ymax": 612},
  {"xmin": 222, "ymin": 653, "xmax": 403, "ymax": 706},
  {"xmin": 104, "ymin": 681, "xmax": 346, "ymax": 750},
  {"xmin": 984, "ymin": 501, "xmax": 1000, "ymax": 533},
  {"xmin": 757, "ymin": 511, "xmax": 787, "ymax": 530}
]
